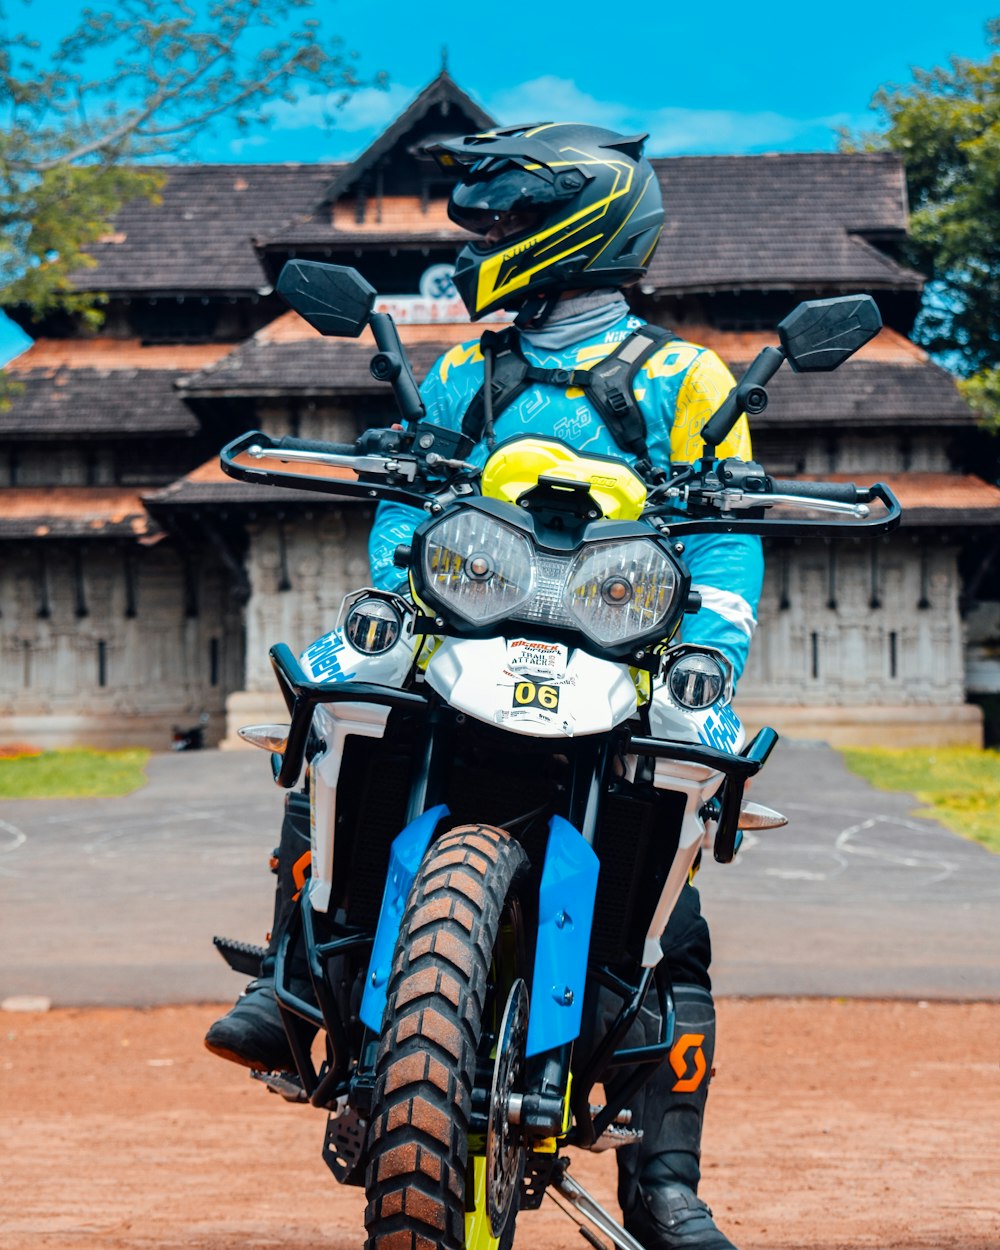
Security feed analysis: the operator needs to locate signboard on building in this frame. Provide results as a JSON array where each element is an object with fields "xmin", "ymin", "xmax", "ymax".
[{"xmin": 373, "ymin": 264, "xmax": 507, "ymax": 324}]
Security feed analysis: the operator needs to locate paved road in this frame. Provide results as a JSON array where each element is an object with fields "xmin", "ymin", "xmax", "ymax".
[
  {"xmin": 1, "ymin": 741, "xmax": 998, "ymax": 1006},
  {"xmin": 700, "ymin": 740, "xmax": 1000, "ymax": 999}
]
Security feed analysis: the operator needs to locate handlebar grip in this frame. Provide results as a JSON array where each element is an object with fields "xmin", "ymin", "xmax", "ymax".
[
  {"xmin": 274, "ymin": 435, "xmax": 358, "ymax": 456},
  {"xmin": 769, "ymin": 478, "xmax": 863, "ymax": 504}
]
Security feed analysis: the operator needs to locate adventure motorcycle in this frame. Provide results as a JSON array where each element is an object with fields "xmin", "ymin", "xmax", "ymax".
[{"xmin": 215, "ymin": 261, "xmax": 900, "ymax": 1250}]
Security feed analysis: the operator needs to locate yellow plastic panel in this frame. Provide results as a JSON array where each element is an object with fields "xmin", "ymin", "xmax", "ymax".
[{"xmin": 481, "ymin": 437, "xmax": 647, "ymax": 521}]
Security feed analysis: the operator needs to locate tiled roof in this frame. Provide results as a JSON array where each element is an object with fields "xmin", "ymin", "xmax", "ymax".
[
  {"xmin": 181, "ymin": 317, "xmax": 969, "ymax": 428},
  {"xmin": 0, "ymin": 487, "xmax": 157, "ymax": 537},
  {"xmin": 682, "ymin": 324, "xmax": 926, "ymax": 365},
  {"xmin": 645, "ymin": 153, "xmax": 919, "ymax": 293},
  {"xmin": 143, "ymin": 455, "xmax": 368, "ymax": 509},
  {"xmin": 322, "ymin": 71, "xmax": 494, "ymax": 202},
  {"xmin": 144, "ymin": 461, "xmax": 1000, "ymax": 529},
  {"xmin": 750, "ymin": 359, "xmax": 969, "ymax": 428},
  {"xmin": 258, "ymin": 153, "xmax": 920, "ymax": 293},
  {"xmin": 329, "ymin": 196, "xmax": 459, "ymax": 234},
  {"xmin": 6, "ymin": 338, "xmax": 233, "ymax": 374},
  {"xmin": 0, "ymin": 362, "xmax": 203, "ymax": 438},
  {"xmin": 71, "ymin": 164, "xmax": 343, "ymax": 294},
  {"xmin": 62, "ymin": 150, "xmax": 920, "ymax": 300},
  {"xmin": 273, "ymin": 195, "xmax": 467, "ymax": 246},
  {"xmin": 179, "ymin": 312, "xmax": 469, "ymax": 396}
]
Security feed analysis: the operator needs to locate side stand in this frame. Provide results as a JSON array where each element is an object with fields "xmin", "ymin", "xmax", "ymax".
[{"xmin": 548, "ymin": 1159, "xmax": 648, "ymax": 1250}]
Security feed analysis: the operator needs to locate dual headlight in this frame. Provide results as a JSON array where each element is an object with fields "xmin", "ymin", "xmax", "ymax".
[{"xmin": 412, "ymin": 504, "xmax": 686, "ymax": 656}]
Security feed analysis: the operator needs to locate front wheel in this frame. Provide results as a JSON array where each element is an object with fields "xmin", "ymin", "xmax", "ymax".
[{"xmin": 364, "ymin": 824, "xmax": 528, "ymax": 1250}]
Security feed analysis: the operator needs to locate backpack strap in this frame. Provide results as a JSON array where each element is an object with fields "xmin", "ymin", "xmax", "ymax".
[
  {"xmin": 462, "ymin": 323, "xmax": 676, "ymax": 461},
  {"xmin": 460, "ymin": 327, "xmax": 530, "ymax": 444}
]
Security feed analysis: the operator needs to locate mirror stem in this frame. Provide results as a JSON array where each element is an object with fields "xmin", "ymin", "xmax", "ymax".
[
  {"xmin": 368, "ymin": 313, "xmax": 426, "ymax": 424},
  {"xmin": 700, "ymin": 344, "xmax": 786, "ymax": 455}
]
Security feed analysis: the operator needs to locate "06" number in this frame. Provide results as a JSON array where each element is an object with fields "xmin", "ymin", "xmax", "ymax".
[{"xmin": 513, "ymin": 680, "xmax": 559, "ymax": 711}]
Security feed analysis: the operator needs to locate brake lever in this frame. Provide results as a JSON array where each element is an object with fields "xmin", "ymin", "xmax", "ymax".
[
  {"xmin": 248, "ymin": 443, "xmax": 420, "ymax": 484},
  {"xmin": 691, "ymin": 486, "xmax": 871, "ymax": 519}
]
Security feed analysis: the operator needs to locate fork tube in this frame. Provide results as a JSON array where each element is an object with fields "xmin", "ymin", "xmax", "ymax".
[
  {"xmin": 404, "ymin": 705, "xmax": 452, "ymax": 823},
  {"xmin": 567, "ymin": 740, "xmax": 608, "ymax": 846}
]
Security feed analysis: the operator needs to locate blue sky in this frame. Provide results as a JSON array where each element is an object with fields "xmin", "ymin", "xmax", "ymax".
[{"xmin": 1, "ymin": 0, "xmax": 997, "ymax": 361}]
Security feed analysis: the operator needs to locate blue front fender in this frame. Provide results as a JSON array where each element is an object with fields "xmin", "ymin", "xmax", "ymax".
[
  {"xmin": 359, "ymin": 804, "xmax": 449, "ymax": 1033},
  {"xmin": 526, "ymin": 815, "xmax": 600, "ymax": 1058}
]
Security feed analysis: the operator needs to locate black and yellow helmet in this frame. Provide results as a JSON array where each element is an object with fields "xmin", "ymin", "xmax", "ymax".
[{"xmin": 427, "ymin": 122, "xmax": 664, "ymax": 320}]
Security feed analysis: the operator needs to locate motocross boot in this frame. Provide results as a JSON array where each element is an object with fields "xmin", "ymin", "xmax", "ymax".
[
  {"xmin": 204, "ymin": 791, "xmax": 317, "ymax": 1072},
  {"xmin": 617, "ymin": 983, "xmax": 738, "ymax": 1250}
]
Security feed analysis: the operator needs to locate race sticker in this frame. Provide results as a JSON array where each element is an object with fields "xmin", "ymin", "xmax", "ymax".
[{"xmin": 506, "ymin": 639, "xmax": 567, "ymax": 678}]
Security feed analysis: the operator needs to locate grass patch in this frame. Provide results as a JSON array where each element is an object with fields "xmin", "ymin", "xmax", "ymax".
[
  {"xmin": 0, "ymin": 749, "xmax": 150, "ymax": 799},
  {"xmin": 840, "ymin": 747, "xmax": 1000, "ymax": 854}
]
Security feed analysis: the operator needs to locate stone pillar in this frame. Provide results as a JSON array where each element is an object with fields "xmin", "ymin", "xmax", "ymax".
[{"xmin": 222, "ymin": 505, "xmax": 375, "ymax": 747}]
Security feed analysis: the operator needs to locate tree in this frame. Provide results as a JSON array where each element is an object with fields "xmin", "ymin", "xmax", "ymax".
[
  {"xmin": 848, "ymin": 19, "xmax": 1000, "ymax": 429},
  {"xmin": 0, "ymin": 0, "xmax": 385, "ymax": 327}
]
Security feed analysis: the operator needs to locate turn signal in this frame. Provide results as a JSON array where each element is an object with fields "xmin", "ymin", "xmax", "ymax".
[
  {"xmin": 737, "ymin": 802, "xmax": 788, "ymax": 830},
  {"xmin": 238, "ymin": 724, "xmax": 290, "ymax": 753}
]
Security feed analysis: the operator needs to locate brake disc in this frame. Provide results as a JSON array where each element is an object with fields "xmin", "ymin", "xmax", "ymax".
[{"xmin": 486, "ymin": 977, "xmax": 529, "ymax": 1236}]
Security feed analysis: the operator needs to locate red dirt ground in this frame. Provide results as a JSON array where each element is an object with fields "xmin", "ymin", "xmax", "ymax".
[{"xmin": 1, "ymin": 999, "xmax": 997, "ymax": 1250}]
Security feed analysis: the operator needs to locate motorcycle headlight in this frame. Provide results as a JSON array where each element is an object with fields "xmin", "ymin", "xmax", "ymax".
[
  {"xmin": 565, "ymin": 539, "xmax": 680, "ymax": 647},
  {"xmin": 417, "ymin": 506, "xmax": 686, "ymax": 655},
  {"xmin": 421, "ymin": 510, "xmax": 534, "ymax": 626}
]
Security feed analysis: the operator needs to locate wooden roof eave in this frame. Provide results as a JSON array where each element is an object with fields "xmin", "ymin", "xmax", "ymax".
[
  {"xmin": 898, "ymin": 509, "xmax": 1000, "ymax": 528},
  {"xmin": 179, "ymin": 382, "xmax": 387, "ymax": 401},
  {"xmin": 321, "ymin": 72, "xmax": 495, "ymax": 204},
  {"xmin": 640, "ymin": 274, "xmax": 925, "ymax": 297}
]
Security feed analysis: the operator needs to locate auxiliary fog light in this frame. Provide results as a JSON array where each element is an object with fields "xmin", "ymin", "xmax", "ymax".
[
  {"xmin": 345, "ymin": 596, "xmax": 403, "ymax": 655},
  {"xmin": 666, "ymin": 651, "xmax": 729, "ymax": 710}
]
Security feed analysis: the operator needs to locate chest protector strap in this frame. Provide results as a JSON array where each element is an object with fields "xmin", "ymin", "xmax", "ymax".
[{"xmin": 461, "ymin": 323, "xmax": 676, "ymax": 461}]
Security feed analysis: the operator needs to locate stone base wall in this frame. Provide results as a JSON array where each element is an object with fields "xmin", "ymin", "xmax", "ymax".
[
  {"xmin": 221, "ymin": 690, "xmax": 289, "ymax": 750},
  {"xmin": 242, "ymin": 508, "xmax": 374, "ymax": 693},
  {"xmin": 737, "ymin": 700, "xmax": 983, "ymax": 748},
  {"xmin": 0, "ymin": 540, "xmax": 243, "ymax": 751},
  {"xmin": 738, "ymin": 536, "xmax": 967, "ymax": 708},
  {"xmin": 0, "ymin": 709, "xmax": 231, "ymax": 751},
  {"xmin": 221, "ymin": 689, "xmax": 983, "ymax": 752}
]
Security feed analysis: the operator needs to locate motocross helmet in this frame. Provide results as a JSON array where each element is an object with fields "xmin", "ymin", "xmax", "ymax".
[{"xmin": 426, "ymin": 122, "xmax": 664, "ymax": 320}]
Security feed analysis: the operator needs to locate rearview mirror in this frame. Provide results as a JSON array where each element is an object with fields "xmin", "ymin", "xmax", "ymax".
[
  {"xmin": 778, "ymin": 294, "xmax": 881, "ymax": 373},
  {"xmin": 275, "ymin": 260, "xmax": 376, "ymax": 338}
]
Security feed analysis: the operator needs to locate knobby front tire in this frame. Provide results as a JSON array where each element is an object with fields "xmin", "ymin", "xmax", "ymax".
[{"xmin": 364, "ymin": 824, "xmax": 527, "ymax": 1250}]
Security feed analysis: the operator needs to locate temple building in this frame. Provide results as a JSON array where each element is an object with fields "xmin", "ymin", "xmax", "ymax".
[{"xmin": 2, "ymin": 71, "xmax": 998, "ymax": 749}]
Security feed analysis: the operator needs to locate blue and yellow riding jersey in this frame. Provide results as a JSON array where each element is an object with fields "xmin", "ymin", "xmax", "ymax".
[{"xmin": 369, "ymin": 309, "xmax": 764, "ymax": 681}]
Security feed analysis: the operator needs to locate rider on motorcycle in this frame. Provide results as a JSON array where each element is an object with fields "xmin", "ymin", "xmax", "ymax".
[{"xmin": 206, "ymin": 122, "xmax": 763, "ymax": 1250}]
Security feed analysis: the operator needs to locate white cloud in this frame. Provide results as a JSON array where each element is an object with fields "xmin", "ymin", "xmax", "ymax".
[
  {"xmin": 644, "ymin": 107, "xmax": 859, "ymax": 154},
  {"xmin": 483, "ymin": 77, "xmax": 862, "ymax": 155},
  {"xmin": 266, "ymin": 82, "xmax": 418, "ymax": 135},
  {"xmin": 485, "ymin": 77, "xmax": 632, "ymax": 131}
]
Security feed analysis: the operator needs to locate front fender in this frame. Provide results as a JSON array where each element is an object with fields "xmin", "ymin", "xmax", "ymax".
[{"xmin": 526, "ymin": 815, "xmax": 600, "ymax": 1057}]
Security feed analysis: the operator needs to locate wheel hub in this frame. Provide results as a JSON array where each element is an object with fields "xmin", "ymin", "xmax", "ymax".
[{"xmin": 486, "ymin": 977, "xmax": 529, "ymax": 1236}]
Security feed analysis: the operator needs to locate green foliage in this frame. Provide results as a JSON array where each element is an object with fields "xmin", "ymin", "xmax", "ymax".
[
  {"xmin": 0, "ymin": 0, "xmax": 385, "ymax": 325},
  {"xmin": 958, "ymin": 366, "xmax": 1000, "ymax": 432},
  {"xmin": 0, "ymin": 748, "xmax": 150, "ymax": 798},
  {"xmin": 845, "ymin": 19, "xmax": 1000, "ymax": 377},
  {"xmin": 840, "ymin": 746, "xmax": 1000, "ymax": 854}
]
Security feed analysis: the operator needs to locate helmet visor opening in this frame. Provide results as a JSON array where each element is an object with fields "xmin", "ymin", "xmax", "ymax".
[{"xmin": 449, "ymin": 167, "xmax": 576, "ymax": 241}]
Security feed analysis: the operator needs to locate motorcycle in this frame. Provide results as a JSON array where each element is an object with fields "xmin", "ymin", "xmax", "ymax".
[
  {"xmin": 215, "ymin": 261, "xmax": 900, "ymax": 1250},
  {"xmin": 171, "ymin": 711, "xmax": 209, "ymax": 751}
]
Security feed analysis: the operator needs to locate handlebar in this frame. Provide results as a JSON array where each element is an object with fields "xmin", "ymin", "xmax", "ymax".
[
  {"xmin": 768, "ymin": 479, "xmax": 865, "ymax": 505},
  {"xmin": 273, "ymin": 435, "xmax": 359, "ymax": 457}
]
